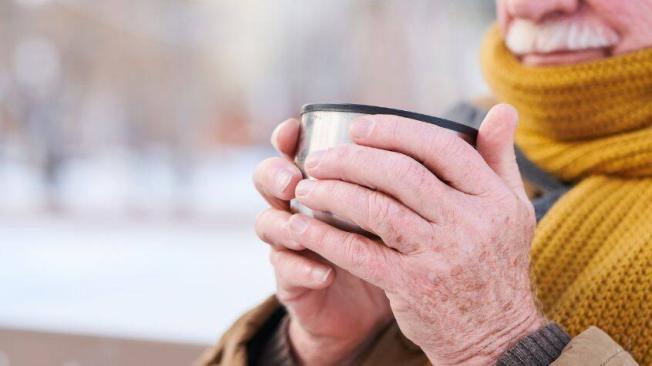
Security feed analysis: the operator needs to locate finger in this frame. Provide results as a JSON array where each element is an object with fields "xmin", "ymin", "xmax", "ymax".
[
  {"xmin": 304, "ymin": 144, "xmax": 461, "ymax": 222},
  {"xmin": 295, "ymin": 179, "xmax": 432, "ymax": 254},
  {"xmin": 253, "ymin": 157, "xmax": 303, "ymax": 209},
  {"xmin": 271, "ymin": 118, "xmax": 301, "ymax": 158},
  {"xmin": 287, "ymin": 214, "xmax": 400, "ymax": 291},
  {"xmin": 270, "ymin": 249, "xmax": 334, "ymax": 301},
  {"xmin": 476, "ymin": 104, "xmax": 528, "ymax": 202},
  {"xmin": 255, "ymin": 208, "xmax": 304, "ymax": 250},
  {"xmin": 349, "ymin": 114, "xmax": 501, "ymax": 196}
]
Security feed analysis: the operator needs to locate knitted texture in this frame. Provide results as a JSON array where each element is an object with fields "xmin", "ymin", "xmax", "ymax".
[
  {"xmin": 497, "ymin": 323, "xmax": 571, "ymax": 366},
  {"xmin": 481, "ymin": 24, "xmax": 652, "ymax": 365}
]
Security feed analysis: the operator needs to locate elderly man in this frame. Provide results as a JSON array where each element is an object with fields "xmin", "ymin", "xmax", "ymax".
[{"xmin": 200, "ymin": 0, "xmax": 652, "ymax": 365}]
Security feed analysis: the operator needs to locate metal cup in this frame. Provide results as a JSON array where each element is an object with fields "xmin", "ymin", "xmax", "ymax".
[{"xmin": 292, "ymin": 103, "xmax": 478, "ymax": 235}]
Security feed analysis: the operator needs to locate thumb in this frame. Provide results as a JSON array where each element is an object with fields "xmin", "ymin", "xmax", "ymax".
[{"xmin": 477, "ymin": 103, "xmax": 527, "ymax": 201}]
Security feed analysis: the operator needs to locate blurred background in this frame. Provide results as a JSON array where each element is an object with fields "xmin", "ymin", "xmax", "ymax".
[{"xmin": 0, "ymin": 0, "xmax": 495, "ymax": 364}]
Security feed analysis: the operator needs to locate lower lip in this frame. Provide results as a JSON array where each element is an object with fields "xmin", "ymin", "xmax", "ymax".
[{"xmin": 521, "ymin": 48, "xmax": 608, "ymax": 66}]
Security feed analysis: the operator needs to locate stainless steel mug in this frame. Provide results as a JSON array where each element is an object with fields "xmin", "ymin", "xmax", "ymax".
[{"xmin": 292, "ymin": 103, "xmax": 478, "ymax": 235}]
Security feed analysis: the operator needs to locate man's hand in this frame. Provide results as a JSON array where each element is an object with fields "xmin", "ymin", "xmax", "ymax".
[
  {"xmin": 253, "ymin": 118, "xmax": 393, "ymax": 366},
  {"xmin": 288, "ymin": 104, "xmax": 544, "ymax": 365}
]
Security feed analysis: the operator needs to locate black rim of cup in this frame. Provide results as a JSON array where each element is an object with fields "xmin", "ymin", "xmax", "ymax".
[{"xmin": 301, "ymin": 103, "xmax": 478, "ymax": 145}]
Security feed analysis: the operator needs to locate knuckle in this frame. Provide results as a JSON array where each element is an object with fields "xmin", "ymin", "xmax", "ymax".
[
  {"xmin": 342, "ymin": 233, "xmax": 386, "ymax": 285},
  {"xmin": 311, "ymin": 222, "xmax": 329, "ymax": 249},
  {"xmin": 402, "ymin": 157, "xmax": 431, "ymax": 189},
  {"xmin": 342, "ymin": 233, "xmax": 367, "ymax": 269},
  {"xmin": 367, "ymin": 190, "xmax": 392, "ymax": 224},
  {"xmin": 438, "ymin": 196, "xmax": 466, "ymax": 227},
  {"xmin": 366, "ymin": 191, "xmax": 406, "ymax": 242}
]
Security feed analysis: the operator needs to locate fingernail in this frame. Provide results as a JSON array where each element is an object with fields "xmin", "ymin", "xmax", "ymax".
[
  {"xmin": 305, "ymin": 150, "xmax": 326, "ymax": 170},
  {"xmin": 350, "ymin": 117, "xmax": 374, "ymax": 139},
  {"xmin": 289, "ymin": 215, "xmax": 309, "ymax": 234},
  {"xmin": 295, "ymin": 179, "xmax": 316, "ymax": 198},
  {"xmin": 312, "ymin": 267, "xmax": 332, "ymax": 283},
  {"xmin": 275, "ymin": 169, "xmax": 294, "ymax": 193}
]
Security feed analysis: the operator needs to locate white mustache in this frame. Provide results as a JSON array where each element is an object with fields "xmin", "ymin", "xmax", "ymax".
[{"xmin": 506, "ymin": 17, "xmax": 620, "ymax": 55}]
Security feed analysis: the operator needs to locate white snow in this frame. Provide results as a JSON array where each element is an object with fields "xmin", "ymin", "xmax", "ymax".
[
  {"xmin": 0, "ymin": 148, "xmax": 279, "ymax": 345},
  {"xmin": 0, "ymin": 215, "xmax": 276, "ymax": 345}
]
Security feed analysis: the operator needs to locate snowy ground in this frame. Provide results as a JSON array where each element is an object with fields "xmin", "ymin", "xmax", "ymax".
[
  {"xmin": 0, "ymin": 147, "xmax": 282, "ymax": 345},
  {"xmin": 0, "ymin": 214, "xmax": 276, "ymax": 345}
]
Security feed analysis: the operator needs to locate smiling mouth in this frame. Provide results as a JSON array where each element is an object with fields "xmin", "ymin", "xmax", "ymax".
[{"xmin": 520, "ymin": 48, "xmax": 610, "ymax": 66}]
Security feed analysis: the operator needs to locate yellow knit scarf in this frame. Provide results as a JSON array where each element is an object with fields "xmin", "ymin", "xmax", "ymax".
[{"xmin": 481, "ymin": 25, "xmax": 652, "ymax": 364}]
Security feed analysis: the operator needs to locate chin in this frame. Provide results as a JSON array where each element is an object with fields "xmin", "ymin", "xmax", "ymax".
[{"xmin": 520, "ymin": 48, "xmax": 609, "ymax": 67}]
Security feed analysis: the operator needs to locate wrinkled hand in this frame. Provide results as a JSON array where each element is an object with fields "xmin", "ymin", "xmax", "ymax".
[
  {"xmin": 288, "ymin": 104, "xmax": 544, "ymax": 365},
  {"xmin": 253, "ymin": 118, "xmax": 392, "ymax": 366}
]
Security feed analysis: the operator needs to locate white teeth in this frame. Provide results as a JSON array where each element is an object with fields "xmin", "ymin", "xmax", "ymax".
[
  {"xmin": 566, "ymin": 23, "xmax": 579, "ymax": 50},
  {"xmin": 506, "ymin": 19, "xmax": 538, "ymax": 54},
  {"xmin": 539, "ymin": 24, "xmax": 562, "ymax": 53},
  {"xmin": 505, "ymin": 16, "xmax": 620, "ymax": 55},
  {"xmin": 580, "ymin": 23, "xmax": 594, "ymax": 48}
]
